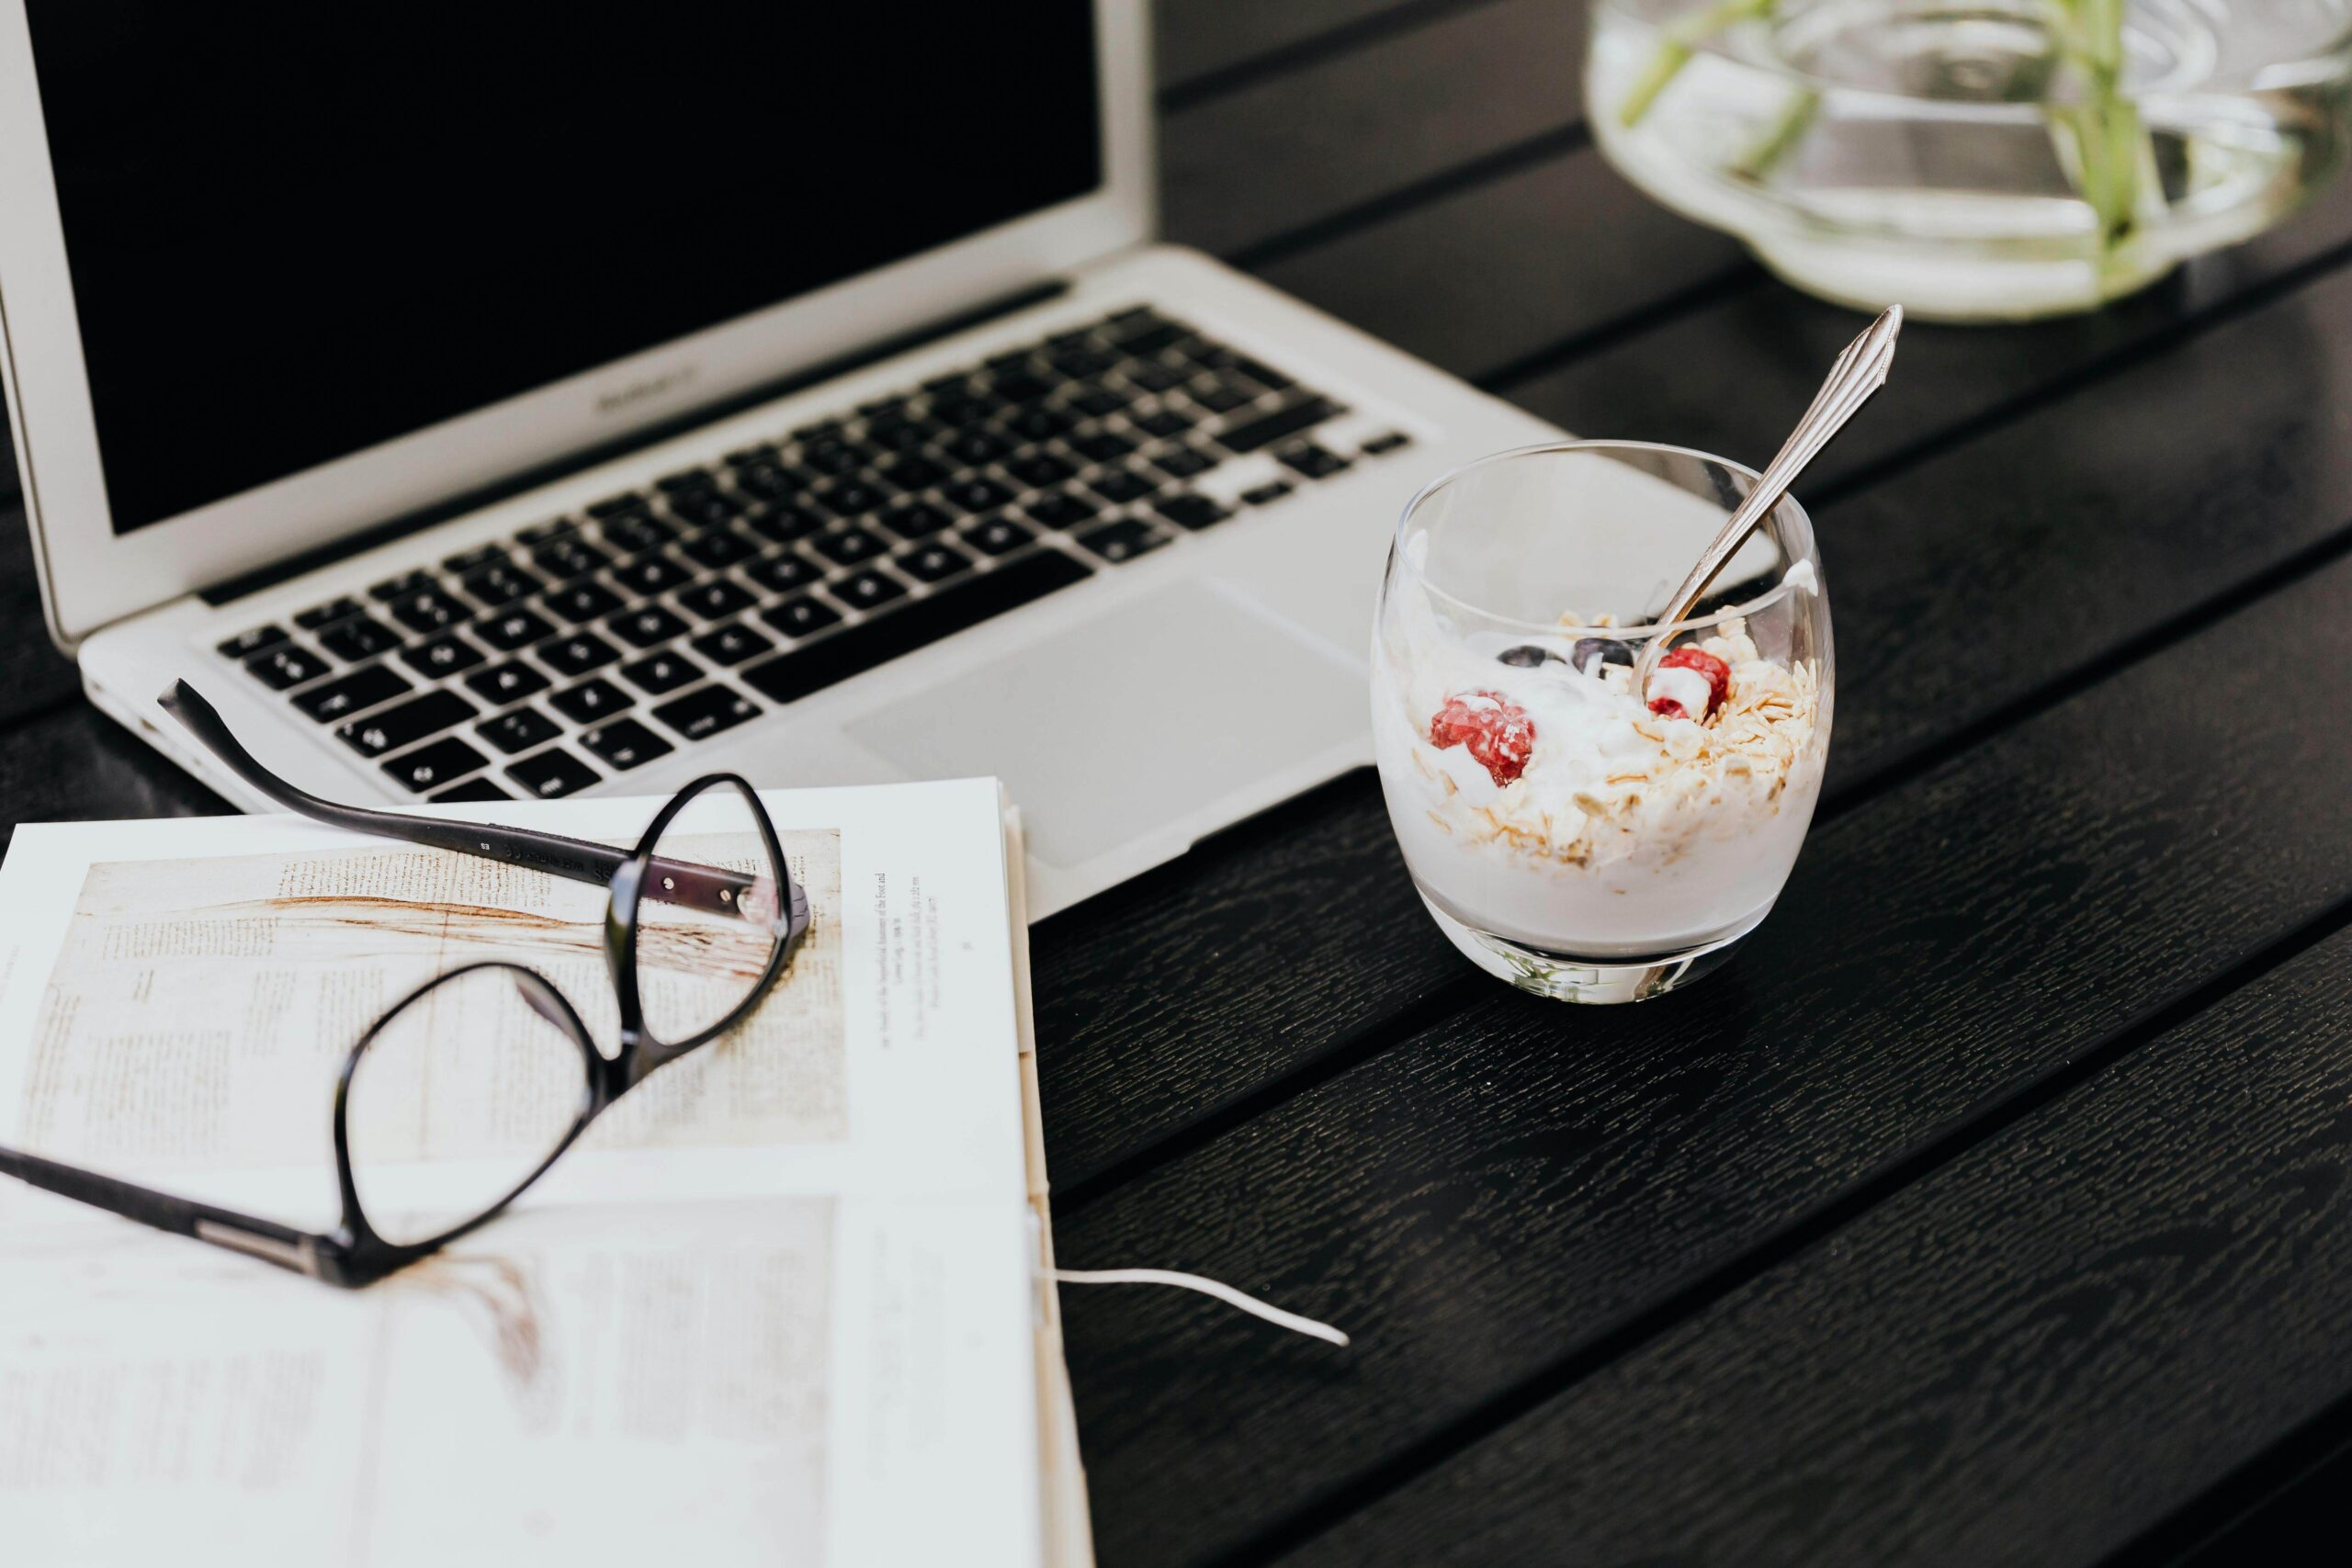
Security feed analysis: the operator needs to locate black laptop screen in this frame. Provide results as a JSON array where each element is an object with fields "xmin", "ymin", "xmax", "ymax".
[{"xmin": 24, "ymin": 6, "xmax": 1103, "ymax": 535}]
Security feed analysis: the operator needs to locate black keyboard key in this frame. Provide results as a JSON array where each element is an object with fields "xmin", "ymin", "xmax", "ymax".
[
  {"xmin": 1130, "ymin": 404, "xmax": 1194, "ymax": 438},
  {"xmin": 1361, "ymin": 430, "xmax": 1412, "ymax": 456},
  {"xmin": 1241, "ymin": 479, "xmax": 1296, "ymax": 506},
  {"xmin": 665, "ymin": 488, "xmax": 742, "ymax": 528},
  {"xmin": 389, "ymin": 587, "xmax": 470, "ymax": 635},
  {"xmin": 655, "ymin": 468, "xmax": 714, "ymax": 493},
  {"xmin": 1123, "ymin": 361, "xmax": 1184, "ymax": 394},
  {"xmin": 762, "ymin": 594, "xmax": 844, "ymax": 640},
  {"xmin": 746, "ymin": 550, "xmax": 825, "ymax": 596},
  {"xmin": 600, "ymin": 513, "xmax": 676, "ymax": 556},
  {"xmin": 477, "ymin": 608, "xmax": 555, "ymax": 651},
  {"xmin": 384, "ymin": 737, "xmax": 490, "ymax": 795},
  {"xmin": 1190, "ymin": 378, "xmax": 1261, "ymax": 415},
  {"xmin": 1076, "ymin": 518, "xmax": 1172, "ymax": 564},
  {"xmin": 1155, "ymin": 493, "xmax": 1230, "ymax": 531},
  {"xmin": 961, "ymin": 514, "xmax": 1036, "ymax": 557},
  {"xmin": 620, "ymin": 650, "xmax": 703, "ymax": 694},
  {"xmin": 477, "ymin": 706, "xmax": 560, "ymax": 755},
  {"xmin": 319, "ymin": 615, "xmax": 402, "ymax": 662},
  {"xmin": 542, "ymin": 581, "xmax": 625, "ymax": 624},
  {"xmin": 505, "ymin": 748, "xmax": 601, "ymax": 799},
  {"xmin": 581, "ymin": 716, "xmax": 675, "ymax": 771},
  {"xmin": 797, "ymin": 434, "xmax": 871, "ymax": 477},
  {"xmin": 744, "ymin": 550, "xmax": 1092, "ymax": 705},
  {"xmin": 465, "ymin": 661, "xmax": 550, "ymax": 705},
  {"xmin": 368, "ymin": 569, "xmax": 435, "ymax": 603},
  {"xmin": 534, "ymin": 538, "xmax": 612, "ymax": 581},
  {"xmin": 877, "ymin": 454, "xmax": 948, "ymax": 492},
  {"xmin": 812, "ymin": 478, "xmax": 888, "ymax": 519},
  {"xmin": 811, "ymin": 526, "xmax": 888, "ymax": 567},
  {"xmin": 1007, "ymin": 453, "xmax": 1076, "ymax": 490},
  {"xmin": 896, "ymin": 541, "xmax": 973, "ymax": 584},
  {"xmin": 929, "ymin": 393, "xmax": 996, "ymax": 429},
  {"xmin": 514, "ymin": 518, "xmax": 579, "ymax": 545},
  {"xmin": 609, "ymin": 604, "xmax": 690, "ymax": 648},
  {"xmin": 745, "ymin": 503, "xmax": 828, "ymax": 544},
  {"xmin": 1087, "ymin": 467, "xmax": 1157, "ymax": 504},
  {"xmin": 462, "ymin": 562, "xmax": 544, "ymax": 605},
  {"xmin": 295, "ymin": 595, "xmax": 365, "ymax": 630},
  {"xmin": 432, "ymin": 777, "xmax": 512, "ymax": 803},
  {"xmin": 401, "ymin": 632, "xmax": 486, "ymax": 678},
  {"xmin": 549, "ymin": 677, "xmax": 633, "ymax": 723},
  {"xmin": 609, "ymin": 553, "xmax": 692, "ymax": 598},
  {"xmin": 442, "ymin": 542, "xmax": 506, "ymax": 573},
  {"xmin": 676, "ymin": 578, "xmax": 756, "ymax": 620},
  {"xmin": 1023, "ymin": 491, "xmax": 1099, "ymax": 530},
  {"xmin": 246, "ymin": 644, "xmax": 331, "ymax": 691},
  {"xmin": 1067, "ymin": 384, "xmax": 1129, "ymax": 419},
  {"xmin": 691, "ymin": 622, "xmax": 774, "ymax": 666},
  {"xmin": 1112, "ymin": 321, "xmax": 1185, "ymax": 356},
  {"xmin": 833, "ymin": 569, "xmax": 906, "ymax": 612},
  {"xmin": 1152, "ymin": 446, "xmax": 1219, "ymax": 480},
  {"xmin": 733, "ymin": 461, "xmax": 805, "ymax": 502},
  {"xmin": 878, "ymin": 501, "xmax": 956, "ymax": 540},
  {"xmin": 679, "ymin": 528, "xmax": 757, "ymax": 570},
  {"xmin": 726, "ymin": 442, "xmax": 783, "ymax": 467},
  {"xmin": 936, "ymin": 427, "xmax": 1012, "ymax": 467},
  {"xmin": 1220, "ymin": 397, "xmax": 1341, "ymax": 455},
  {"xmin": 1231, "ymin": 355, "xmax": 1295, "ymax": 391},
  {"xmin": 864, "ymin": 414, "xmax": 939, "ymax": 455},
  {"xmin": 587, "ymin": 492, "xmax": 647, "ymax": 520},
  {"xmin": 940, "ymin": 476, "xmax": 1015, "ymax": 516},
  {"xmin": 338, "ymin": 689, "xmax": 477, "ymax": 758},
  {"xmin": 1278, "ymin": 443, "xmax": 1353, "ymax": 479},
  {"xmin": 295, "ymin": 664, "xmax": 411, "ymax": 722},
  {"xmin": 218, "ymin": 625, "xmax": 288, "ymax": 660},
  {"xmin": 1069, "ymin": 429, "xmax": 1136, "ymax": 463},
  {"xmin": 651, "ymin": 684, "xmax": 763, "ymax": 742},
  {"xmin": 990, "ymin": 370, "xmax": 1054, "ymax": 406},
  {"xmin": 1000, "ymin": 405, "xmax": 1074, "ymax": 445},
  {"xmin": 537, "ymin": 631, "xmax": 620, "ymax": 677}
]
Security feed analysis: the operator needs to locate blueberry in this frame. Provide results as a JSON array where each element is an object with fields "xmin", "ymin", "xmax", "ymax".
[
  {"xmin": 1572, "ymin": 637, "xmax": 1633, "ymax": 674},
  {"xmin": 1496, "ymin": 645, "xmax": 1555, "ymax": 668}
]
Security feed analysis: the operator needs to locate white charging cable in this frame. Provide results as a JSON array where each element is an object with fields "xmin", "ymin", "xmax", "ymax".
[{"xmin": 1050, "ymin": 1267, "xmax": 1350, "ymax": 1347}]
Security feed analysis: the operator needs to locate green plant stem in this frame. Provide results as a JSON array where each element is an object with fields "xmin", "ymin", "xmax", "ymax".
[{"xmin": 1615, "ymin": 0, "xmax": 1779, "ymax": 127}]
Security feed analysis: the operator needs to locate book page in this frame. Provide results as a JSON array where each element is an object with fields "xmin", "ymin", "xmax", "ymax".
[{"xmin": 0, "ymin": 779, "xmax": 1043, "ymax": 1567}]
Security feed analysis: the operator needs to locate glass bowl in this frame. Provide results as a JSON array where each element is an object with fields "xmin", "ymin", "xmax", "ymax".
[
  {"xmin": 1589, "ymin": 0, "xmax": 2352, "ymax": 320},
  {"xmin": 1371, "ymin": 440, "xmax": 1834, "ymax": 1002}
]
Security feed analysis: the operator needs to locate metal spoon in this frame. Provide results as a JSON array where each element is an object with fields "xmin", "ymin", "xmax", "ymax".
[{"xmin": 1631, "ymin": 304, "xmax": 1904, "ymax": 691}]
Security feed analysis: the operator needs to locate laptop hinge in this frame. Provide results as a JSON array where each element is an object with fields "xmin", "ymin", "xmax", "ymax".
[{"xmin": 199, "ymin": 277, "xmax": 1072, "ymax": 606}]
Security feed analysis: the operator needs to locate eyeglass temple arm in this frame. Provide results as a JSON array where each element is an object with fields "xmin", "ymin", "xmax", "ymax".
[
  {"xmin": 159, "ymin": 682, "xmax": 751, "ymax": 911},
  {"xmin": 0, "ymin": 1142, "xmax": 340, "ymax": 1281}
]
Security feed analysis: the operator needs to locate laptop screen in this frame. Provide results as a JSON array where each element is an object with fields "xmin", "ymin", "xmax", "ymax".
[{"xmin": 24, "ymin": 6, "xmax": 1103, "ymax": 536}]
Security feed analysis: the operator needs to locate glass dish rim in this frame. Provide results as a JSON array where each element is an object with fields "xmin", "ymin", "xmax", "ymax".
[
  {"xmin": 1392, "ymin": 436, "xmax": 1820, "ymax": 639},
  {"xmin": 1589, "ymin": 0, "xmax": 2352, "ymax": 105}
]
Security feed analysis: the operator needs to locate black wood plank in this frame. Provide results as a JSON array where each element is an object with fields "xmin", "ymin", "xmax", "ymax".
[
  {"xmin": 0, "ymin": 503, "xmax": 83, "ymax": 726},
  {"xmin": 1054, "ymin": 531, "xmax": 2352, "ymax": 1568},
  {"xmin": 1155, "ymin": 0, "xmax": 1482, "ymax": 102},
  {"xmin": 1255, "ymin": 143, "xmax": 1751, "ymax": 385},
  {"xmin": 0, "ymin": 702, "xmax": 224, "ymax": 853},
  {"xmin": 1159, "ymin": 0, "xmax": 1588, "ymax": 260},
  {"xmin": 1504, "ymin": 170, "xmax": 2352, "ymax": 485},
  {"xmin": 1035, "ymin": 227, "xmax": 2352, "ymax": 1190},
  {"xmin": 1289, "ymin": 853, "xmax": 2352, "ymax": 1565}
]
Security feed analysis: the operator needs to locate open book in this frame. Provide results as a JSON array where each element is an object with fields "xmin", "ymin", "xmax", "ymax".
[{"xmin": 0, "ymin": 778, "xmax": 1087, "ymax": 1566}]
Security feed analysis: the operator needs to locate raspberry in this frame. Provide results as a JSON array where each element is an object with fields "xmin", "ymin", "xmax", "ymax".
[
  {"xmin": 1429, "ymin": 691, "xmax": 1535, "ymax": 786},
  {"xmin": 1646, "ymin": 646, "xmax": 1731, "ymax": 720}
]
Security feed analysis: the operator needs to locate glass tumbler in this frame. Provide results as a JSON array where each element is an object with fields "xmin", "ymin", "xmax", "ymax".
[{"xmin": 1371, "ymin": 441, "xmax": 1835, "ymax": 1003}]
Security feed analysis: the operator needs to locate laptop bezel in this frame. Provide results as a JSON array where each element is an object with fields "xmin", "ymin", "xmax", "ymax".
[{"xmin": 0, "ymin": 0, "xmax": 1154, "ymax": 651}]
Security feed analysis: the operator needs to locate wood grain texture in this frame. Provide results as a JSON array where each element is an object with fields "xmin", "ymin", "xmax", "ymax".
[
  {"xmin": 0, "ymin": 702, "xmax": 224, "ymax": 852},
  {"xmin": 1256, "ymin": 143, "xmax": 1751, "ymax": 384},
  {"xmin": 1159, "ymin": 0, "xmax": 1589, "ymax": 259},
  {"xmin": 1293, "ymin": 880, "xmax": 2352, "ymax": 1564},
  {"xmin": 1504, "ymin": 168, "xmax": 2352, "ymax": 486},
  {"xmin": 0, "ymin": 503, "xmax": 80, "ymax": 727},
  {"xmin": 1155, "ymin": 0, "xmax": 1479, "ymax": 99},
  {"xmin": 1053, "ymin": 544, "xmax": 2352, "ymax": 1568}
]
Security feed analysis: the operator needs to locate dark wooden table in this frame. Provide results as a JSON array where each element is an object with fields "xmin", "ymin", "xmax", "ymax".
[{"xmin": 11, "ymin": 2, "xmax": 2352, "ymax": 1561}]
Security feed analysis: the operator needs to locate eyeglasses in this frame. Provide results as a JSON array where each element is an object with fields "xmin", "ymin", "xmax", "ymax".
[{"xmin": 0, "ymin": 680, "xmax": 810, "ymax": 1287}]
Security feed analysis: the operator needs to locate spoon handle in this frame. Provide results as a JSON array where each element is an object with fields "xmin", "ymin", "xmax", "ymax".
[{"xmin": 1632, "ymin": 305, "xmax": 1904, "ymax": 687}]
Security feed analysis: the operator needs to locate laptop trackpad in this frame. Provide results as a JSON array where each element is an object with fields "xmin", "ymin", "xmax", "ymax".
[{"xmin": 845, "ymin": 580, "xmax": 1364, "ymax": 869}]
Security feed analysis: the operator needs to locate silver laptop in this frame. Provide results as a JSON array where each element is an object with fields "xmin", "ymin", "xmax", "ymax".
[{"xmin": 0, "ymin": 1, "xmax": 1556, "ymax": 919}]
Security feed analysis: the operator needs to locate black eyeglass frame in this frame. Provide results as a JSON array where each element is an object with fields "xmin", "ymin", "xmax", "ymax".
[{"xmin": 0, "ymin": 682, "xmax": 811, "ymax": 1287}]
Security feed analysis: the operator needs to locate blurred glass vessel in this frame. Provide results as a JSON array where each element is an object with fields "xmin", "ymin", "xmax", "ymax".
[
  {"xmin": 1371, "ymin": 442, "xmax": 1834, "ymax": 1003},
  {"xmin": 1589, "ymin": 0, "xmax": 2352, "ymax": 320}
]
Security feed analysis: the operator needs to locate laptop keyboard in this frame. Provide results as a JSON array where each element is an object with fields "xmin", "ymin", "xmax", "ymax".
[{"xmin": 214, "ymin": 306, "xmax": 1413, "ymax": 802}]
